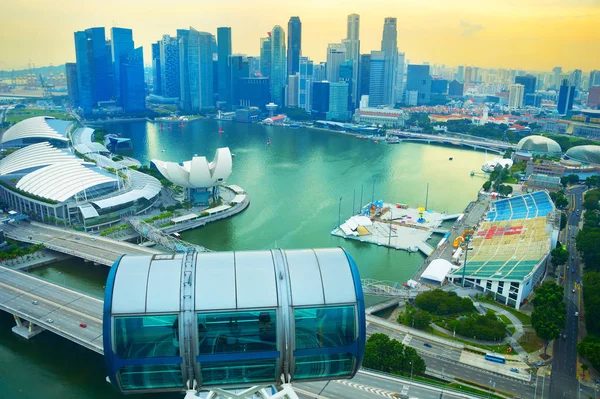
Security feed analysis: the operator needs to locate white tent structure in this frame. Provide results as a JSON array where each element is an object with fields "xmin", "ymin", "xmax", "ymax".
[{"xmin": 421, "ymin": 259, "xmax": 455, "ymax": 284}]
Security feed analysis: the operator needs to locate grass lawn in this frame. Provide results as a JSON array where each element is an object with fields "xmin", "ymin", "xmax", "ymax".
[
  {"xmin": 478, "ymin": 297, "xmax": 532, "ymax": 326},
  {"xmin": 5, "ymin": 109, "xmax": 72, "ymax": 124},
  {"xmin": 518, "ymin": 332, "xmax": 545, "ymax": 353},
  {"xmin": 498, "ymin": 314, "xmax": 512, "ymax": 325}
]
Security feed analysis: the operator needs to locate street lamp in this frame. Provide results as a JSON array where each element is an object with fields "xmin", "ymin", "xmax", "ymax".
[
  {"xmin": 487, "ymin": 379, "xmax": 495, "ymax": 399},
  {"xmin": 409, "ymin": 361, "xmax": 414, "ymax": 380}
]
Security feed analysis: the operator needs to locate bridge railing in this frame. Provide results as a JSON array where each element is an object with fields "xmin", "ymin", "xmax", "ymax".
[{"xmin": 125, "ymin": 217, "xmax": 211, "ymax": 253}]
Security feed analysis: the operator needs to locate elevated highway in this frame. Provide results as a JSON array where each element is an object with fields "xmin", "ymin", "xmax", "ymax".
[{"xmin": 2, "ymin": 221, "xmax": 163, "ymax": 266}]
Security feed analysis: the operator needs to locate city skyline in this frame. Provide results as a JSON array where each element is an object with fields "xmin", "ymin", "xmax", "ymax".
[{"xmin": 1, "ymin": 0, "xmax": 600, "ymax": 71}]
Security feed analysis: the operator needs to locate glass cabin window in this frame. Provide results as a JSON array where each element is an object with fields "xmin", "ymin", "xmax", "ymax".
[
  {"xmin": 197, "ymin": 310, "xmax": 277, "ymax": 354},
  {"xmin": 114, "ymin": 315, "xmax": 180, "ymax": 359},
  {"xmin": 200, "ymin": 358, "xmax": 277, "ymax": 386},
  {"xmin": 294, "ymin": 353, "xmax": 354, "ymax": 380},
  {"xmin": 294, "ymin": 306, "xmax": 356, "ymax": 349},
  {"xmin": 118, "ymin": 364, "xmax": 182, "ymax": 390}
]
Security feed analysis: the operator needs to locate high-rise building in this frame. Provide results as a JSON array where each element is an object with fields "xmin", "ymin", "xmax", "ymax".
[
  {"xmin": 395, "ymin": 52, "xmax": 405, "ymax": 102},
  {"xmin": 73, "ymin": 27, "xmax": 112, "ymax": 113},
  {"xmin": 151, "ymin": 42, "xmax": 162, "ymax": 95},
  {"xmin": 525, "ymin": 93, "xmax": 543, "ymax": 108},
  {"xmin": 160, "ymin": 34, "xmax": 181, "ymax": 98},
  {"xmin": 381, "ymin": 17, "xmax": 398, "ymax": 105},
  {"xmin": 247, "ymin": 56, "xmax": 260, "ymax": 76},
  {"xmin": 430, "ymin": 78, "xmax": 448, "ymax": 94},
  {"xmin": 368, "ymin": 51, "xmax": 385, "ymax": 107},
  {"xmin": 448, "ymin": 79, "xmax": 464, "ymax": 97},
  {"xmin": 178, "ymin": 30, "xmax": 191, "ymax": 110},
  {"xmin": 286, "ymin": 74, "xmax": 299, "ymax": 107},
  {"xmin": 464, "ymin": 66, "xmax": 473, "ymax": 85},
  {"xmin": 237, "ymin": 77, "xmax": 270, "ymax": 108},
  {"xmin": 119, "ymin": 46, "xmax": 145, "ymax": 112},
  {"xmin": 588, "ymin": 86, "xmax": 600, "ymax": 109},
  {"xmin": 230, "ymin": 54, "xmax": 250, "ymax": 109},
  {"xmin": 508, "ymin": 84, "xmax": 524, "ymax": 109},
  {"xmin": 359, "ymin": 54, "xmax": 370, "ymax": 97},
  {"xmin": 589, "ymin": 70, "xmax": 600, "ymax": 90},
  {"xmin": 456, "ymin": 66, "xmax": 465, "ymax": 83},
  {"xmin": 312, "ymin": 62, "xmax": 325, "ymax": 82},
  {"xmin": 326, "ymin": 43, "xmax": 346, "ymax": 83},
  {"xmin": 406, "ymin": 64, "xmax": 431, "ymax": 105},
  {"xmin": 552, "ymin": 67, "xmax": 562, "ymax": 90},
  {"xmin": 557, "ymin": 79, "xmax": 576, "ymax": 114},
  {"xmin": 515, "ymin": 75, "xmax": 536, "ymax": 96},
  {"xmin": 260, "ymin": 36, "xmax": 272, "ymax": 78},
  {"xmin": 65, "ymin": 62, "xmax": 79, "ymax": 105},
  {"xmin": 298, "ymin": 56, "xmax": 313, "ymax": 112},
  {"xmin": 270, "ymin": 26, "xmax": 286, "ymax": 105},
  {"xmin": 110, "ymin": 28, "xmax": 134, "ymax": 102},
  {"xmin": 217, "ymin": 27, "xmax": 232, "ymax": 106},
  {"xmin": 311, "ymin": 81, "xmax": 330, "ymax": 117},
  {"xmin": 287, "ymin": 17, "xmax": 301, "ymax": 77},
  {"xmin": 571, "ymin": 69, "xmax": 582, "ymax": 90},
  {"xmin": 327, "ymin": 82, "xmax": 349, "ymax": 121},
  {"xmin": 345, "ymin": 13, "xmax": 360, "ymax": 109},
  {"xmin": 179, "ymin": 28, "xmax": 214, "ymax": 111}
]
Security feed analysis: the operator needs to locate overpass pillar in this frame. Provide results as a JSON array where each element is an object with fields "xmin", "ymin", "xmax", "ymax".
[{"xmin": 11, "ymin": 316, "xmax": 44, "ymax": 339}]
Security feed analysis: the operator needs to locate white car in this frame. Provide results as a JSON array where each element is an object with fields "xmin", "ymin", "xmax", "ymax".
[{"xmin": 575, "ymin": 311, "xmax": 579, "ymax": 317}]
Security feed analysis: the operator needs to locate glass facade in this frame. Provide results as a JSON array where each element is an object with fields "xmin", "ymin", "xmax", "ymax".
[
  {"xmin": 294, "ymin": 353, "xmax": 355, "ymax": 380},
  {"xmin": 200, "ymin": 358, "xmax": 278, "ymax": 386},
  {"xmin": 198, "ymin": 310, "xmax": 277, "ymax": 354},
  {"xmin": 118, "ymin": 363, "xmax": 183, "ymax": 391},
  {"xmin": 114, "ymin": 315, "xmax": 180, "ymax": 359},
  {"xmin": 294, "ymin": 306, "xmax": 356, "ymax": 349}
]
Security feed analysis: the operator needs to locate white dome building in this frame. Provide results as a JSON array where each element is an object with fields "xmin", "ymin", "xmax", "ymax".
[
  {"xmin": 152, "ymin": 147, "xmax": 232, "ymax": 205},
  {"xmin": 516, "ymin": 135, "xmax": 562, "ymax": 156}
]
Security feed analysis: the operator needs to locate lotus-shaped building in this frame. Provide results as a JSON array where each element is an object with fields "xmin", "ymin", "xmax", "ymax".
[{"xmin": 152, "ymin": 147, "xmax": 232, "ymax": 205}]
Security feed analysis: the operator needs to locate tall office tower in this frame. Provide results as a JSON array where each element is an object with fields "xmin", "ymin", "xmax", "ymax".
[
  {"xmin": 151, "ymin": 42, "xmax": 162, "ymax": 95},
  {"xmin": 260, "ymin": 36, "xmax": 272, "ymax": 78},
  {"xmin": 430, "ymin": 78, "xmax": 448, "ymax": 94},
  {"xmin": 312, "ymin": 62, "xmax": 325, "ymax": 82},
  {"xmin": 456, "ymin": 65, "xmax": 465, "ymax": 83},
  {"xmin": 65, "ymin": 63, "xmax": 79, "ymax": 105},
  {"xmin": 368, "ymin": 50, "xmax": 385, "ymax": 107},
  {"xmin": 571, "ymin": 69, "xmax": 582, "ymax": 90},
  {"xmin": 298, "ymin": 56, "xmax": 313, "ymax": 112},
  {"xmin": 359, "ymin": 54, "xmax": 371, "ymax": 97},
  {"xmin": 230, "ymin": 54, "xmax": 250, "ymax": 108},
  {"xmin": 217, "ymin": 27, "xmax": 232, "ymax": 106},
  {"xmin": 557, "ymin": 79, "xmax": 576, "ymax": 114},
  {"xmin": 473, "ymin": 67, "xmax": 480, "ymax": 83},
  {"xmin": 464, "ymin": 66, "xmax": 473, "ymax": 85},
  {"xmin": 515, "ymin": 75, "xmax": 536, "ymax": 97},
  {"xmin": 395, "ymin": 52, "xmax": 405, "ymax": 102},
  {"xmin": 179, "ymin": 28, "xmax": 214, "ymax": 111},
  {"xmin": 508, "ymin": 84, "xmax": 524, "ymax": 109},
  {"xmin": 448, "ymin": 79, "xmax": 464, "ymax": 97},
  {"xmin": 247, "ymin": 56, "xmax": 260, "ymax": 76},
  {"xmin": 312, "ymin": 81, "xmax": 330, "ymax": 118},
  {"xmin": 588, "ymin": 86, "xmax": 600, "ymax": 109},
  {"xmin": 238, "ymin": 77, "xmax": 270, "ymax": 108},
  {"xmin": 270, "ymin": 26, "xmax": 286, "ymax": 105},
  {"xmin": 326, "ymin": 43, "xmax": 346, "ymax": 83},
  {"xmin": 589, "ymin": 70, "xmax": 600, "ymax": 89},
  {"xmin": 74, "ymin": 27, "xmax": 112, "ymax": 113},
  {"xmin": 286, "ymin": 74, "xmax": 299, "ymax": 107},
  {"xmin": 287, "ymin": 17, "xmax": 301, "ymax": 77},
  {"xmin": 160, "ymin": 35, "xmax": 181, "ymax": 98},
  {"xmin": 406, "ymin": 64, "xmax": 431, "ymax": 105},
  {"xmin": 339, "ymin": 59, "xmax": 353, "ymax": 110},
  {"xmin": 552, "ymin": 67, "xmax": 562, "ymax": 89},
  {"xmin": 120, "ymin": 46, "xmax": 145, "ymax": 112},
  {"xmin": 381, "ymin": 17, "xmax": 398, "ymax": 105},
  {"xmin": 179, "ymin": 31, "xmax": 191, "ymax": 110},
  {"xmin": 344, "ymin": 13, "xmax": 360, "ymax": 109},
  {"xmin": 327, "ymin": 82, "xmax": 350, "ymax": 121},
  {"xmin": 110, "ymin": 28, "xmax": 134, "ymax": 102}
]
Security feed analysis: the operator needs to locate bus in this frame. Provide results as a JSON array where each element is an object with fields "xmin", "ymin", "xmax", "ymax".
[{"xmin": 485, "ymin": 353, "xmax": 506, "ymax": 364}]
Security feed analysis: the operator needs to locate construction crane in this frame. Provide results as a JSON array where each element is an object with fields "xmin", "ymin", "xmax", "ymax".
[{"xmin": 38, "ymin": 73, "xmax": 53, "ymax": 101}]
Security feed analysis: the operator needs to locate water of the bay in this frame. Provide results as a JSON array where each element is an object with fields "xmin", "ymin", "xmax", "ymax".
[{"xmin": 0, "ymin": 120, "xmax": 488, "ymax": 399}]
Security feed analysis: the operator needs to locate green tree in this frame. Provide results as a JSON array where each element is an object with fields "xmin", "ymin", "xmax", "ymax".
[
  {"xmin": 550, "ymin": 246, "xmax": 569, "ymax": 268},
  {"xmin": 560, "ymin": 212, "xmax": 567, "ymax": 231},
  {"xmin": 576, "ymin": 227, "xmax": 600, "ymax": 271},
  {"xmin": 577, "ymin": 335, "xmax": 600, "ymax": 370},
  {"xmin": 531, "ymin": 281, "xmax": 566, "ymax": 354},
  {"xmin": 582, "ymin": 272, "xmax": 600, "ymax": 335},
  {"xmin": 398, "ymin": 304, "xmax": 432, "ymax": 330},
  {"xmin": 454, "ymin": 311, "xmax": 507, "ymax": 341},
  {"xmin": 414, "ymin": 290, "xmax": 475, "ymax": 316},
  {"xmin": 363, "ymin": 333, "xmax": 427, "ymax": 376},
  {"xmin": 497, "ymin": 184, "xmax": 513, "ymax": 196}
]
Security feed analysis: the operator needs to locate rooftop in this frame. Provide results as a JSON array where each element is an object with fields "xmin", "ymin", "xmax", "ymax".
[{"xmin": 0, "ymin": 116, "xmax": 72, "ymax": 144}]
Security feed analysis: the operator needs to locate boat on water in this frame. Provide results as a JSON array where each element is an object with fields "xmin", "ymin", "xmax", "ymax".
[
  {"xmin": 289, "ymin": 123, "xmax": 300, "ymax": 129},
  {"xmin": 219, "ymin": 126, "xmax": 224, "ymax": 134},
  {"xmin": 373, "ymin": 140, "xmax": 379, "ymax": 144},
  {"xmin": 449, "ymin": 157, "xmax": 453, "ymax": 161},
  {"xmin": 267, "ymin": 138, "xmax": 271, "ymax": 146},
  {"xmin": 386, "ymin": 137, "xmax": 401, "ymax": 144}
]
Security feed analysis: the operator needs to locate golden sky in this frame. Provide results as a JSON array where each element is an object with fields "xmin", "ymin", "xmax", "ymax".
[{"xmin": 1, "ymin": 0, "xmax": 599, "ymax": 71}]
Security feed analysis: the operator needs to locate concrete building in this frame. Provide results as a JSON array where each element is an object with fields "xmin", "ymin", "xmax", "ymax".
[
  {"xmin": 508, "ymin": 84, "xmax": 524, "ymax": 109},
  {"xmin": 286, "ymin": 74, "xmax": 299, "ymax": 107},
  {"xmin": 553, "ymin": 66, "xmax": 562, "ymax": 89},
  {"xmin": 395, "ymin": 52, "xmax": 405, "ymax": 103},
  {"xmin": 312, "ymin": 81, "xmax": 330, "ymax": 118},
  {"xmin": 525, "ymin": 160, "xmax": 565, "ymax": 178},
  {"xmin": 229, "ymin": 55, "xmax": 250, "ymax": 110},
  {"xmin": 326, "ymin": 43, "xmax": 346, "ymax": 83},
  {"xmin": 353, "ymin": 107, "xmax": 406, "ymax": 127},
  {"xmin": 237, "ymin": 77, "xmax": 270, "ymax": 109},
  {"xmin": 368, "ymin": 51, "xmax": 385, "ymax": 107},
  {"xmin": 589, "ymin": 70, "xmax": 600, "ymax": 89},
  {"xmin": 359, "ymin": 54, "xmax": 370, "ymax": 98},
  {"xmin": 270, "ymin": 26, "xmax": 287, "ymax": 106},
  {"xmin": 405, "ymin": 64, "xmax": 431, "ymax": 105},
  {"xmin": 298, "ymin": 57, "xmax": 313, "ymax": 112},
  {"xmin": 65, "ymin": 63, "xmax": 79, "ymax": 105},
  {"xmin": 514, "ymin": 75, "xmax": 536, "ymax": 97},
  {"xmin": 344, "ymin": 13, "xmax": 360, "ymax": 109},
  {"xmin": 151, "ymin": 41, "xmax": 162, "ymax": 95},
  {"xmin": 217, "ymin": 27, "xmax": 232, "ymax": 107},
  {"xmin": 287, "ymin": 17, "xmax": 302, "ymax": 77},
  {"xmin": 572, "ymin": 124, "xmax": 600, "ymax": 141},
  {"xmin": 430, "ymin": 78, "xmax": 448, "ymax": 94},
  {"xmin": 588, "ymin": 86, "xmax": 600, "ymax": 109},
  {"xmin": 448, "ymin": 79, "xmax": 464, "ymax": 97},
  {"xmin": 160, "ymin": 34, "xmax": 181, "ymax": 98},
  {"xmin": 557, "ymin": 79, "xmax": 576, "ymax": 114},
  {"xmin": 380, "ymin": 17, "xmax": 398, "ymax": 106},
  {"xmin": 260, "ymin": 36, "xmax": 272, "ymax": 78},
  {"xmin": 524, "ymin": 174, "xmax": 563, "ymax": 192},
  {"xmin": 327, "ymin": 82, "xmax": 349, "ymax": 121}
]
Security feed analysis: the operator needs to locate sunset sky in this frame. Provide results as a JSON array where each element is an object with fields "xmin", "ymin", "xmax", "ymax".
[{"xmin": 1, "ymin": 0, "xmax": 599, "ymax": 72}]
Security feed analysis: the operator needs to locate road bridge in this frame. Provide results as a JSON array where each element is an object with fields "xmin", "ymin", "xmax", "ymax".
[
  {"xmin": 2, "ymin": 221, "xmax": 163, "ymax": 266},
  {"xmin": 391, "ymin": 131, "xmax": 515, "ymax": 154},
  {"xmin": 125, "ymin": 217, "xmax": 210, "ymax": 253}
]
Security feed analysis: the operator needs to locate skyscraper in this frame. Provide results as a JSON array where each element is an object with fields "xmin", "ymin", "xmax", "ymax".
[
  {"xmin": 217, "ymin": 27, "xmax": 232, "ymax": 107},
  {"xmin": 298, "ymin": 56, "xmax": 313, "ymax": 112},
  {"xmin": 286, "ymin": 74, "xmax": 299, "ymax": 107},
  {"xmin": 119, "ymin": 46, "xmax": 145, "ymax": 112},
  {"xmin": 230, "ymin": 54, "xmax": 250, "ymax": 108},
  {"xmin": 589, "ymin": 70, "xmax": 600, "ymax": 89},
  {"xmin": 552, "ymin": 67, "xmax": 562, "ymax": 89},
  {"xmin": 151, "ymin": 42, "xmax": 162, "ymax": 95},
  {"xmin": 160, "ymin": 34, "xmax": 181, "ymax": 98},
  {"xmin": 448, "ymin": 79, "xmax": 464, "ymax": 97},
  {"xmin": 179, "ymin": 28, "xmax": 214, "ymax": 111},
  {"xmin": 359, "ymin": 54, "xmax": 370, "ymax": 97},
  {"xmin": 327, "ymin": 82, "xmax": 349, "ymax": 121},
  {"xmin": 287, "ymin": 17, "xmax": 301, "ymax": 77},
  {"xmin": 588, "ymin": 86, "xmax": 600, "ymax": 109},
  {"xmin": 326, "ymin": 43, "xmax": 346, "ymax": 83},
  {"xmin": 571, "ymin": 69, "xmax": 582, "ymax": 90},
  {"xmin": 395, "ymin": 52, "xmax": 405, "ymax": 103},
  {"xmin": 312, "ymin": 81, "xmax": 330, "ymax": 118},
  {"xmin": 456, "ymin": 66, "xmax": 465, "ymax": 83},
  {"xmin": 178, "ymin": 30, "xmax": 191, "ymax": 110},
  {"xmin": 557, "ymin": 79, "xmax": 576, "ymax": 114},
  {"xmin": 270, "ymin": 26, "xmax": 286, "ymax": 105},
  {"xmin": 260, "ymin": 36, "xmax": 272, "ymax": 78},
  {"xmin": 406, "ymin": 64, "xmax": 431, "ymax": 105},
  {"xmin": 515, "ymin": 75, "xmax": 536, "ymax": 105},
  {"xmin": 110, "ymin": 28, "xmax": 134, "ymax": 102},
  {"xmin": 381, "ymin": 17, "xmax": 398, "ymax": 105},
  {"xmin": 368, "ymin": 51, "xmax": 385, "ymax": 107},
  {"xmin": 508, "ymin": 84, "xmax": 524, "ymax": 109},
  {"xmin": 237, "ymin": 77, "xmax": 270, "ymax": 108},
  {"xmin": 312, "ymin": 62, "xmax": 325, "ymax": 82},
  {"xmin": 345, "ymin": 13, "xmax": 360, "ymax": 109},
  {"xmin": 464, "ymin": 66, "xmax": 473, "ymax": 85}
]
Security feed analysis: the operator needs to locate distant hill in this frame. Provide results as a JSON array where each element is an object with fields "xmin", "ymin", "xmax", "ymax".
[{"xmin": 0, "ymin": 64, "xmax": 66, "ymax": 78}]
